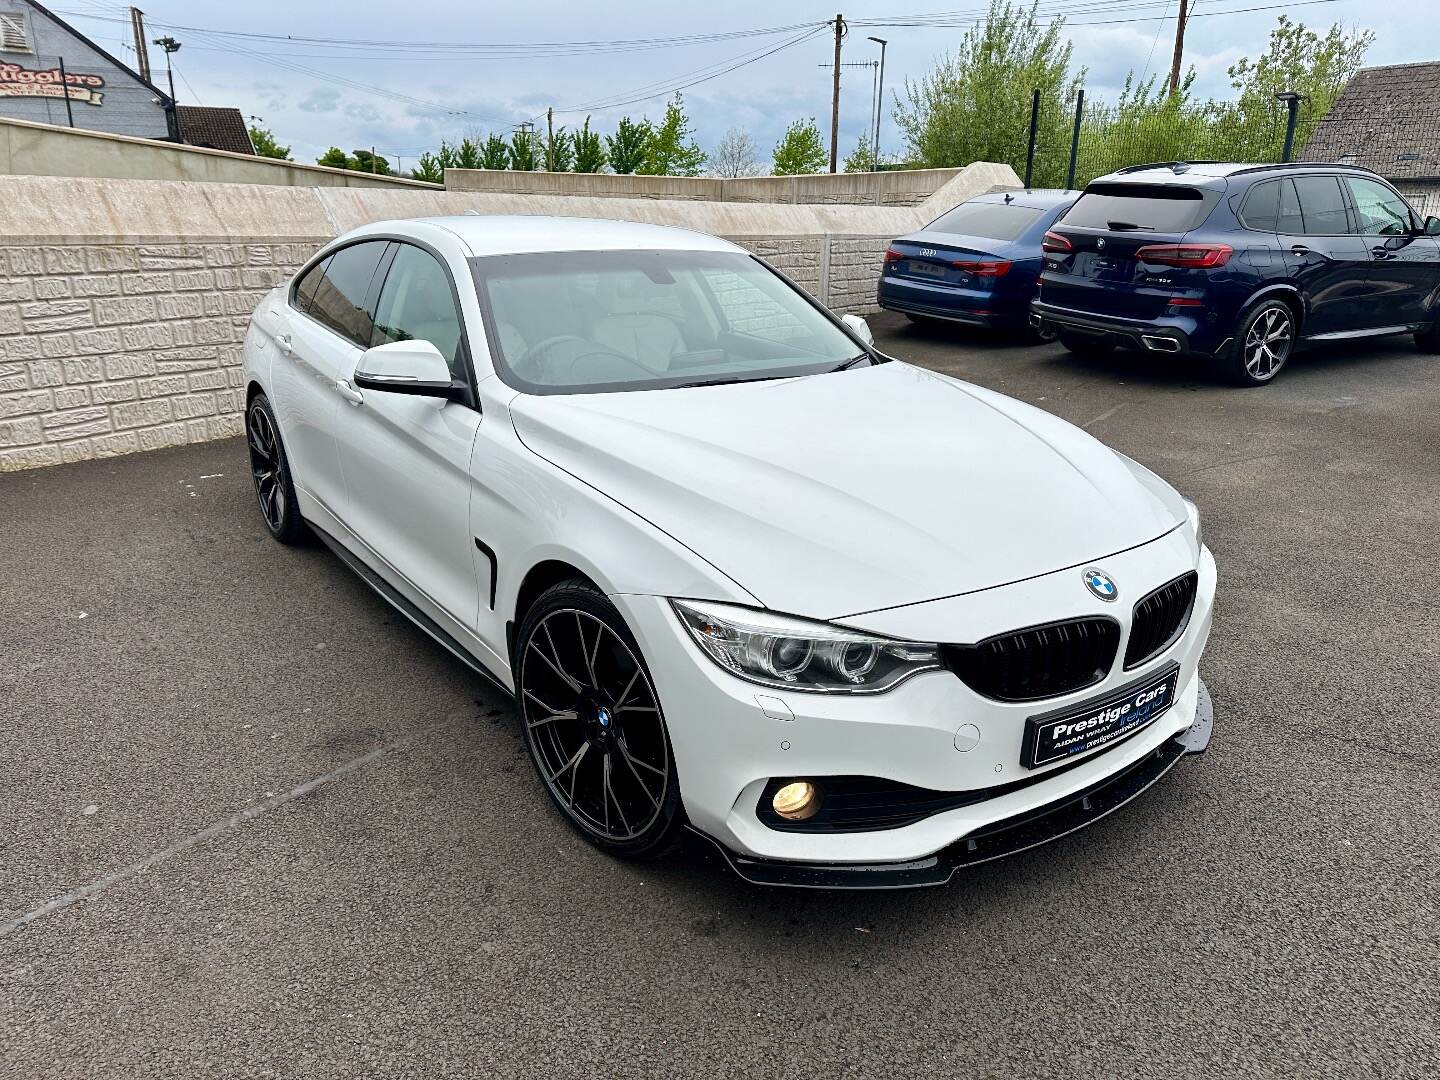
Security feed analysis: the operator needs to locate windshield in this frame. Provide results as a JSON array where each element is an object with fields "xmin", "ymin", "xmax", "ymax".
[
  {"xmin": 925, "ymin": 201, "xmax": 1046, "ymax": 240},
  {"xmin": 469, "ymin": 250, "xmax": 865, "ymax": 394}
]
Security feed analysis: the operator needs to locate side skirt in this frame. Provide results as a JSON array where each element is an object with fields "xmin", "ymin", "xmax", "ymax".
[{"xmin": 308, "ymin": 522, "xmax": 514, "ymax": 701}]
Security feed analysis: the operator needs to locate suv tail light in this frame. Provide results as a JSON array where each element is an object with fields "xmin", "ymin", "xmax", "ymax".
[
  {"xmin": 952, "ymin": 259, "xmax": 1011, "ymax": 276},
  {"xmin": 1135, "ymin": 243, "xmax": 1234, "ymax": 268},
  {"xmin": 1041, "ymin": 231, "xmax": 1073, "ymax": 254}
]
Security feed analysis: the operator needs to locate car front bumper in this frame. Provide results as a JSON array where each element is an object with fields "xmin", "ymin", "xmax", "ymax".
[{"xmin": 614, "ymin": 528, "xmax": 1215, "ymax": 886}]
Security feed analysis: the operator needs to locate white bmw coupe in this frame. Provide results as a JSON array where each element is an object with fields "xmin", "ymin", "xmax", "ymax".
[{"xmin": 243, "ymin": 215, "xmax": 1215, "ymax": 888}]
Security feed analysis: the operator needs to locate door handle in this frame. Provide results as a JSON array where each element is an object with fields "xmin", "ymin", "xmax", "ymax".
[
  {"xmin": 335, "ymin": 380, "xmax": 364, "ymax": 406},
  {"xmin": 1290, "ymin": 245, "xmax": 1310, "ymax": 257},
  {"xmin": 276, "ymin": 333, "xmax": 293, "ymax": 356},
  {"xmin": 1371, "ymin": 246, "xmax": 1391, "ymax": 259}
]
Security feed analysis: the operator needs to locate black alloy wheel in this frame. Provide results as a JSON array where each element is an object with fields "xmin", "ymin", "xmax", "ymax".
[
  {"xmin": 246, "ymin": 394, "xmax": 306, "ymax": 545},
  {"xmin": 516, "ymin": 581, "xmax": 682, "ymax": 859}
]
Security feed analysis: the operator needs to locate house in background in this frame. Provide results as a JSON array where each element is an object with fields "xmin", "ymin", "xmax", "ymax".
[
  {"xmin": 0, "ymin": 0, "xmax": 256, "ymax": 155},
  {"xmin": 176, "ymin": 105, "xmax": 255, "ymax": 155},
  {"xmin": 0, "ymin": 0, "xmax": 173, "ymax": 140},
  {"xmin": 1300, "ymin": 61, "xmax": 1440, "ymax": 215}
]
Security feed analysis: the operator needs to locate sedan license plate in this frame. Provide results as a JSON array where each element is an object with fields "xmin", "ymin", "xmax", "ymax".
[
  {"xmin": 1021, "ymin": 663, "xmax": 1180, "ymax": 769},
  {"xmin": 907, "ymin": 260, "xmax": 948, "ymax": 278}
]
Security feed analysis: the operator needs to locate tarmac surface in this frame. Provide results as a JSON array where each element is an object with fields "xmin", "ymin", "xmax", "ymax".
[{"xmin": 2, "ymin": 312, "xmax": 1436, "ymax": 1078}]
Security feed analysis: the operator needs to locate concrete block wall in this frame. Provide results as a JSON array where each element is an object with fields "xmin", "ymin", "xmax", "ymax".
[
  {"xmin": 0, "ymin": 162, "xmax": 1021, "ymax": 471},
  {"xmin": 0, "ymin": 239, "xmax": 321, "ymax": 470}
]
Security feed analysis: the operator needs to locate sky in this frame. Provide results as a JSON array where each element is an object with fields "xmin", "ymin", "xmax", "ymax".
[{"xmin": 49, "ymin": 0, "xmax": 1430, "ymax": 172}]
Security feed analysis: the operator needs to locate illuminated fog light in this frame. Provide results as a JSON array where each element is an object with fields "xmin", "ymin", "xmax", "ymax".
[{"xmin": 772, "ymin": 781, "xmax": 822, "ymax": 821}]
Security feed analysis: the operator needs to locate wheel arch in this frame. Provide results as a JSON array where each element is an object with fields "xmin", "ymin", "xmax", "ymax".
[
  {"xmin": 1240, "ymin": 284, "xmax": 1305, "ymax": 332},
  {"xmin": 507, "ymin": 558, "xmax": 602, "ymax": 673}
]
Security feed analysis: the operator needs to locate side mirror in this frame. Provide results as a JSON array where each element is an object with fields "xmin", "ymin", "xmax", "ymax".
[
  {"xmin": 1426, "ymin": 216, "xmax": 1440, "ymax": 237},
  {"xmin": 841, "ymin": 312, "xmax": 874, "ymax": 347},
  {"xmin": 353, "ymin": 339, "xmax": 455, "ymax": 397}
]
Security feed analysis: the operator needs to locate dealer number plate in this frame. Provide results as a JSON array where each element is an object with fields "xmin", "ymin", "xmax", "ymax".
[
  {"xmin": 1020, "ymin": 663, "xmax": 1180, "ymax": 770},
  {"xmin": 907, "ymin": 260, "xmax": 948, "ymax": 277}
]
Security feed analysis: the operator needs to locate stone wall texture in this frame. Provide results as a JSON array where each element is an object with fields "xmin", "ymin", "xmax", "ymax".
[{"xmin": 0, "ymin": 161, "xmax": 1022, "ymax": 471}]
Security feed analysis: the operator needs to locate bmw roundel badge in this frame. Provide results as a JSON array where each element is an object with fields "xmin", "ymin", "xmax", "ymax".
[
  {"xmin": 1096, "ymin": 237, "xmax": 1107, "ymax": 250},
  {"xmin": 1083, "ymin": 568, "xmax": 1119, "ymax": 602}
]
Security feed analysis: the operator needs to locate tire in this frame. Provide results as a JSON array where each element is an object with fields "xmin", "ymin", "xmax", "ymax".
[
  {"xmin": 1058, "ymin": 330, "xmax": 1115, "ymax": 357},
  {"xmin": 1027, "ymin": 323, "xmax": 1060, "ymax": 344},
  {"xmin": 515, "ymin": 579, "xmax": 684, "ymax": 861},
  {"xmin": 1416, "ymin": 319, "xmax": 1440, "ymax": 353},
  {"xmin": 246, "ymin": 393, "xmax": 307, "ymax": 545},
  {"xmin": 1222, "ymin": 299, "xmax": 1296, "ymax": 386}
]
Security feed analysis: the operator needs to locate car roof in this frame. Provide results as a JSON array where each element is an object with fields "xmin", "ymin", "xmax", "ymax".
[
  {"xmin": 1088, "ymin": 161, "xmax": 1383, "ymax": 187},
  {"xmin": 344, "ymin": 214, "xmax": 744, "ymax": 258},
  {"xmin": 970, "ymin": 188, "xmax": 1078, "ymax": 209}
]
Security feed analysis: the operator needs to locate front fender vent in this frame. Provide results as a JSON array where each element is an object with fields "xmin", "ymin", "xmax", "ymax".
[{"xmin": 943, "ymin": 617, "xmax": 1119, "ymax": 702}]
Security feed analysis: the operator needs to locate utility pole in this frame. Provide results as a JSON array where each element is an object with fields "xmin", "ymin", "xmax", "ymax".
[
  {"xmin": 1168, "ymin": 0, "xmax": 1189, "ymax": 96},
  {"xmin": 868, "ymin": 36, "xmax": 887, "ymax": 166},
  {"xmin": 546, "ymin": 106, "xmax": 554, "ymax": 172},
  {"xmin": 129, "ymin": 7, "xmax": 151, "ymax": 83},
  {"xmin": 153, "ymin": 35, "xmax": 181, "ymax": 141},
  {"xmin": 829, "ymin": 13, "xmax": 845, "ymax": 173}
]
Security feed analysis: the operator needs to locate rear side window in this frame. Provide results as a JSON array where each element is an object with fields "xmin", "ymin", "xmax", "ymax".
[
  {"xmin": 308, "ymin": 241, "xmax": 387, "ymax": 347},
  {"xmin": 926, "ymin": 202, "xmax": 1046, "ymax": 241},
  {"xmin": 291, "ymin": 255, "xmax": 331, "ymax": 313},
  {"xmin": 1346, "ymin": 177, "xmax": 1415, "ymax": 235},
  {"xmin": 1292, "ymin": 176, "xmax": 1350, "ymax": 235},
  {"xmin": 1277, "ymin": 179, "xmax": 1304, "ymax": 233},
  {"xmin": 1062, "ymin": 183, "xmax": 1218, "ymax": 233},
  {"xmin": 1239, "ymin": 181, "xmax": 1280, "ymax": 231}
]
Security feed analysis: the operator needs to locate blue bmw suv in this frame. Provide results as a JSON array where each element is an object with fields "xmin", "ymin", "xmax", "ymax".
[{"xmin": 1029, "ymin": 162, "xmax": 1440, "ymax": 385}]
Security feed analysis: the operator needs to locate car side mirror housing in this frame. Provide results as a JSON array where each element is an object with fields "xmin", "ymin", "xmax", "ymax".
[
  {"xmin": 1425, "ymin": 215, "xmax": 1440, "ymax": 237},
  {"xmin": 354, "ymin": 340, "xmax": 456, "ymax": 398},
  {"xmin": 841, "ymin": 312, "xmax": 874, "ymax": 347}
]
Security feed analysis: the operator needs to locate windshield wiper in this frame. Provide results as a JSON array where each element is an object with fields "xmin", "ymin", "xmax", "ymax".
[
  {"xmin": 671, "ymin": 373, "xmax": 795, "ymax": 389},
  {"xmin": 829, "ymin": 353, "xmax": 877, "ymax": 372},
  {"xmin": 1106, "ymin": 220, "xmax": 1154, "ymax": 231}
]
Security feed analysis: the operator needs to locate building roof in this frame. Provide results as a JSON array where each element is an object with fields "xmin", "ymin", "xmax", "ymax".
[
  {"xmin": 176, "ymin": 106, "xmax": 254, "ymax": 155},
  {"xmin": 22, "ymin": 0, "xmax": 171, "ymax": 103},
  {"xmin": 1299, "ymin": 62, "xmax": 1440, "ymax": 179}
]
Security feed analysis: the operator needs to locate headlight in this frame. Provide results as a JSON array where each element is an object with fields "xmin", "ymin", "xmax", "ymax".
[
  {"xmin": 1183, "ymin": 497, "xmax": 1203, "ymax": 551},
  {"xmin": 671, "ymin": 599, "xmax": 941, "ymax": 694}
]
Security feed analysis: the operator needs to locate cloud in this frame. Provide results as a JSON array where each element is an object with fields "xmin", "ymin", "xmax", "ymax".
[{"xmin": 297, "ymin": 87, "xmax": 341, "ymax": 114}]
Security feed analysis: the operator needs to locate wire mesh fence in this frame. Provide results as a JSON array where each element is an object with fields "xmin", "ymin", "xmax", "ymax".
[{"xmin": 1014, "ymin": 88, "xmax": 1312, "ymax": 190}]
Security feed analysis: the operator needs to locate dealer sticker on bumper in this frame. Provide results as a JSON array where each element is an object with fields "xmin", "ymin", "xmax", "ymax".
[{"xmin": 1021, "ymin": 662, "xmax": 1181, "ymax": 769}]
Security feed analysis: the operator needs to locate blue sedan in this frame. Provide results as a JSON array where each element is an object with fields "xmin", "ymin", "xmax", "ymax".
[{"xmin": 878, "ymin": 189, "xmax": 1078, "ymax": 335}]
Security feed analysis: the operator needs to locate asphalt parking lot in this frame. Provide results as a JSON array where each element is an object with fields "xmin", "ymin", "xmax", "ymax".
[{"xmin": 2, "ymin": 311, "xmax": 1436, "ymax": 1079}]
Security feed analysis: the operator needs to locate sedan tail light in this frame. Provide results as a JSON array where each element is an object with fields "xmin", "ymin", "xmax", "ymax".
[
  {"xmin": 952, "ymin": 259, "xmax": 1012, "ymax": 276},
  {"xmin": 883, "ymin": 248, "xmax": 904, "ymax": 264},
  {"xmin": 1041, "ymin": 231, "xmax": 1073, "ymax": 254},
  {"xmin": 1135, "ymin": 243, "xmax": 1234, "ymax": 268}
]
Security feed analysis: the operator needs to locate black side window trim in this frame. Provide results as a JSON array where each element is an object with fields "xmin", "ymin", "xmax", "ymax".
[{"xmin": 1237, "ymin": 179, "xmax": 1280, "ymax": 232}]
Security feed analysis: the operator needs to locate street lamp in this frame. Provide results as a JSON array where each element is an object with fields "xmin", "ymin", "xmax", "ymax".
[
  {"xmin": 1274, "ymin": 90, "xmax": 1302, "ymax": 163},
  {"xmin": 153, "ymin": 35, "xmax": 183, "ymax": 140},
  {"xmin": 867, "ymin": 36, "xmax": 888, "ymax": 166}
]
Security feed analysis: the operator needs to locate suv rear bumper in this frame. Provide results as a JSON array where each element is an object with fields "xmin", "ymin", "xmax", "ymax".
[{"xmin": 1030, "ymin": 300, "xmax": 1227, "ymax": 357}]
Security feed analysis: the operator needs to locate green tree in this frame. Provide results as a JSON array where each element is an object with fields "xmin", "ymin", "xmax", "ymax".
[
  {"xmin": 508, "ymin": 129, "xmax": 538, "ymax": 171},
  {"xmin": 455, "ymin": 137, "xmax": 482, "ymax": 170},
  {"xmin": 350, "ymin": 149, "xmax": 393, "ymax": 175},
  {"xmin": 843, "ymin": 133, "xmax": 881, "ymax": 172},
  {"xmin": 544, "ymin": 122, "xmax": 573, "ymax": 172},
  {"xmin": 772, "ymin": 118, "xmax": 828, "ymax": 175},
  {"xmin": 480, "ymin": 133, "xmax": 510, "ymax": 169},
  {"xmin": 606, "ymin": 116, "xmax": 652, "ymax": 174},
  {"xmin": 1219, "ymin": 16, "xmax": 1373, "ymax": 160},
  {"xmin": 571, "ymin": 117, "xmax": 606, "ymax": 173},
  {"xmin": 316, "ymin": 146, "xmax": 356, "ymax": 170},
  {"xmin": 894, "ymin": 0, "xmax": 1081, "ymax": 184},
  {"xmin": 639, "ymin": 94, "xmax": 706, "ymax": 176},
  {"xmin": 248, "ymin": 124, "xmax": 291, "ymax": 160},
  {"xmin": 411, "ymin": 151, "xmax": 444, "ymax": 184}
]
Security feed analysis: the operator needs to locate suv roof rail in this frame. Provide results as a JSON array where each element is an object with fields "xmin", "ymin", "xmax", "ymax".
[
  {"xmin": 1115, "ymin": 160, "xmax": 1227, "ymax": 174},
  {"xmin": 1226, "ymin": 160, "xmax": 1382, "ymax": 177}
]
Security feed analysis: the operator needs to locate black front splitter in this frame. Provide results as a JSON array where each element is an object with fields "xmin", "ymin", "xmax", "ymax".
[{"xmin": 692, "ymin": 681, "xmax": 1214, "ymax": 891}]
